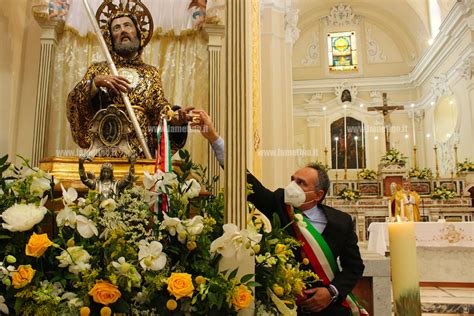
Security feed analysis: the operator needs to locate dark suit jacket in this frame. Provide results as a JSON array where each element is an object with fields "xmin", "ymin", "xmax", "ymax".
[{"xmin": 247, "ymin": 172, "xmax": 364, "ymax": 305}]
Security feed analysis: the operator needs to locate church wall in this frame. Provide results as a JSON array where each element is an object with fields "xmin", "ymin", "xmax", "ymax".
[{"xmin": 0, "ymin": 0, "xmax": 40, "ymax": 163}]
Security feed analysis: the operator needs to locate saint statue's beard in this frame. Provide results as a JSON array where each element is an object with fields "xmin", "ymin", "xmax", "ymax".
[{"xmin": 113, "ymin": 35, "xmax": 140, "ymax": 58}]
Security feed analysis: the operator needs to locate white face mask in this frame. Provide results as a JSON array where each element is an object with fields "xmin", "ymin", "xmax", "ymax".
[{"xmin": 284, "ymin": 181, "xmax": 306, "ymax": 207}]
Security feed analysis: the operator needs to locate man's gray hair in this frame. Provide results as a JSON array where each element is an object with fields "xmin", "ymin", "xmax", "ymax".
[{"xmin": 306, "ymin": 162, "xmax": 330, "ymax": 197}]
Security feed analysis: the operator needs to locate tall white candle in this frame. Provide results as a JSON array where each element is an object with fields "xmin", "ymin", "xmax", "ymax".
[
  {"xmin": 355, "ymin": 136, "xmax": 359, "ymax": 172},
  {"xmin": 411, "ymin": 107, "xmax": 416, "ymax": 146},
  {"xmin": 388, "ymin": 219, "xmax": 421, "ymax": 316},
  {"xmin": 344, "ymin": 105, "xmax": 347, "ymax": 157},
  {"xmin": 324, "ymin": 107, "xmax": 328, "ymax": 148},
  {"xmin": 335, "ymin": 137, "xmax": 339, "ymax": 171}
]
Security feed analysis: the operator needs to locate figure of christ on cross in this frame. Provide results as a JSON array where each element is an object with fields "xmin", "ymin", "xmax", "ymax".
[{"xmin": 367, "ymin": 93, "xmax": 404, "ymax": 152}]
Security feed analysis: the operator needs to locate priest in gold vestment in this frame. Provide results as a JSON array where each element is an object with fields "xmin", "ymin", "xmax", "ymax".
[
  {"xmin": 67, "ymin": 10, "xmax": 189, "ymax": 157},
  {"xmin": 390, "ymin": 182, "xmax": 421, "ymax": 221}
]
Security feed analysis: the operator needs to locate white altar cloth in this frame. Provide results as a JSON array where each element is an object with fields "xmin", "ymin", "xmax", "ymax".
[{"xmin": 367, "ymin": 222, "xmax": 474, "ymax": 256}]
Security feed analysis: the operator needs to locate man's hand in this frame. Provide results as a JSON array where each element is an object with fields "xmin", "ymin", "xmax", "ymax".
[
  {"xmin": 171, "ymin": 106, "xmax": 195, "ymax": 125},
  {"xmin": 189, "ymin": 109, "xmax": 219, "ymax": 142},
  {"xmin": 298, "ymin": 287, "xmax": 332, "ymax": 313},
  {"xmin": 94, "ymin": 75, "xmax": 131, "ymax": 95}
]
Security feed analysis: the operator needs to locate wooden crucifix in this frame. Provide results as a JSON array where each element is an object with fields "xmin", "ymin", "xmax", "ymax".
[{"xmin": 367, "ymin": 93, "xmax": 404, "ymax": 152}]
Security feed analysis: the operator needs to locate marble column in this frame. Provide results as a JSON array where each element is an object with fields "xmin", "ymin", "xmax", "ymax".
[
  {"xmin": 31, "ymin": 6, "xmax": 63, "ymax": 167},
  {"xmin": 260, "ymin": 0, "xmax": 299, "ymax": 189},
  {"xmin": 203, "ymin": 24, "xmax": 225, "ymax": 193}
]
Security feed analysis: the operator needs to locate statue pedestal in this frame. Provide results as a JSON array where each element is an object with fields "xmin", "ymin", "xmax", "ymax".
[
  {"xmin": 378, "ymin": 164, "xmax": 408, "ymax": 196},
  {"xmin": 39, "ymin": 156, "xmax": 167, "ymax": 192}
]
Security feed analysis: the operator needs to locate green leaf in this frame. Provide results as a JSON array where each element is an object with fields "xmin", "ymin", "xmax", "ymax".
[
  {"xmin": 228, "ymin": 268, "xmax": 238, "ymax": 280},
  {"xmin": 246, "ymin": 281, "xmax": 261, "ymax": 287},
  {"xmin": 0, "ymin": 154, "xmax": 8, "ymax": 166},
  {"xmin": 240, "ymin": 273, "xmax": 254, "ymax": 283},
  {"xmin": 0, "ymin": 235, "xmax": 12, "ymax": 240}
]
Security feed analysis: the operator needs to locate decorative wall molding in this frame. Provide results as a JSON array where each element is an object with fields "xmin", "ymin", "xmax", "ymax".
[
  {"xmin": 301, "ymin": 31, "xmax": 320, "ymax": 66},
  {"xmin": 431, "ymin": 74, "xmax": 452, "ymax": 98},
  {"xmin": 306, "ymin": 116, "xmax": 320, "ymax": 127},
  {"xmin": 334, "ymin": 83, "xmax": 358, "ymax": 101},
  {"xmin": 365, "ymin": 25, "xmax": 387, "ymax": 64},
  {"xmin": 459, "ymin": 56, "xmax": 474, "ymax": 80},
  {"xmin": 285, "ymin": 7, "xmax": 300, "ymax": 45},
  {"xmin": 370, "ymin": 90, "xmax": 382, "ymax": 103},
  {"xmin": 438, "ymin": 133, "xmax": 459, "ymax": 176},
  {"xmin": 324, "ymin": 4, "xmax": 360, "ymax": 27},
  {"xmin": 304, "ymin": 92, "xmax": 323, "ymax": 104}
]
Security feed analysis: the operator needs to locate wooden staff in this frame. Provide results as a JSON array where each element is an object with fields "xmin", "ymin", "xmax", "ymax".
[{"xmin": 82, "ymin": 0, "xmax": 153, "ymax": 159}]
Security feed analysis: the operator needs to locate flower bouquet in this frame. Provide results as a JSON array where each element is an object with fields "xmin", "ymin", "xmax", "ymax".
[
  {"xmin": 380, "ymin": 148, "xmax": 407, "ymax": 167},
  {"xmin": 337, "ymin": 188, "xmax": 360, "ymax": 201},
  {"xmin": 431, "ymin": 186, "xmax": 456, "ymax": 200},
  {"xmin": 0, "ymin": 151, "xmax": 316, "ymax": 315},
  {"xmin": 409, "ymin": 167, "xmax": 433, "ymax": 180},
  {"xmin": 457, "ymin": 158, "xmax": 474, "ymax": 174},
  {"xmin": 357, "ymin": 169, "xmax": 377, "ymax": 180}
]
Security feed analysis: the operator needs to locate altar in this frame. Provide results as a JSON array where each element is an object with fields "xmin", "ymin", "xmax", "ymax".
[{"xmin": 367, "ymin": 222, "xmax": 474, "ymax": 284}]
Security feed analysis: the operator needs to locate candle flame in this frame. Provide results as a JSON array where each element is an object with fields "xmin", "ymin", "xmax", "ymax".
[{"xmin": 396, "ymin": 215, "xmax": 401, "ymax": 222}]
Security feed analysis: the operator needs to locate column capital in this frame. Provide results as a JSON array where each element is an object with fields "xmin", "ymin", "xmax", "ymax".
[
  {"xmin": 32, "ymin": 1, "xmax": 64, "ymax": 42},
  {"xmin": 203, "ymin": 23, "xmax": 226, "ymax": 48}
]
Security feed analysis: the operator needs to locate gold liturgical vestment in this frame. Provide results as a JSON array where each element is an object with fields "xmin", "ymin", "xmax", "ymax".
[{"xmin": 67, "ymin": 53, "xmax": 186, "ymax": 157}]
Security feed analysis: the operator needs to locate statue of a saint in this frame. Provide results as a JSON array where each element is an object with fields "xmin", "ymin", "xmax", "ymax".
[
  {"xmin": 79, "ymin": 154, "xmax": 136, "ymax": 200},
  {"xmin": 67, "ymin": 2, "xmax": 192, "ymax": 157}
]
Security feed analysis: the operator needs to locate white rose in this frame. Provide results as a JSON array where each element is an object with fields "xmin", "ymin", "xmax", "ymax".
[{"xmin": 1, "ymin": 203, "xmax": 47, "ymax": 232}]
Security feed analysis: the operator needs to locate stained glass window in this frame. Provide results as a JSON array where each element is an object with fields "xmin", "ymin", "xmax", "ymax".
[{"xmin": 327, "ymin": 31, "xmax": 358, "ymax": 71}]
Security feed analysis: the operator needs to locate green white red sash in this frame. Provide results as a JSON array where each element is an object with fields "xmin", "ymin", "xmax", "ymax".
[
  {"xmin": 155, "ymin": 117, "xmax": 172, "ymax": 214},
  {"xmin": 287, "ymin": 206, "xmax": 369, "ymax": 316}
]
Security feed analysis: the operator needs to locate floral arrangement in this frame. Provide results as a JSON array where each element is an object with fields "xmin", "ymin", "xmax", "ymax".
[
  {"xmin": 357, "ymin": 169, "xmax": 377, "ymax": 180},
  {"xmin": 337, "ymin": 188, "xmax": 360, "ymax": 201},
  {"xmin": 409, "ymin": 167, "xmax": 433, "ymax": 180},
  {"xmin": 380, "ymin": 148, "xmax": 407, "ymax": 167},
  {"xmin": 431, "ymin": 186, "xmax": 457, "ymax": 200},
  {"xmin": 0, "ymin": 152, "xmax": 315, "ymax": 315},
  {"xmin": 457, "ymin": 158, "xmax": 474, "ymax": 174}
]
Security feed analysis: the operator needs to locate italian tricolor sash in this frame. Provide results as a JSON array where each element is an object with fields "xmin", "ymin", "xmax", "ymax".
[
  {"xmin": 287, "ymin": 206, "xmax": 369, "ymax": 316},
  {"xmin": 155, "ymin": 117, "xmax": 172, "ymax": 214}
]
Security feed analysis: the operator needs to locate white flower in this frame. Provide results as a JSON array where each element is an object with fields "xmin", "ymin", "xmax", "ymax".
[
  {"xmin": 76, "ymin": 215, "xmax": 98, "ymax": 238},
  {"xmin": 100, "ymin": 198, "xmax": 117, "ymax": 211},
  {"xmin": 133, "ymin": 292, "xmax": 148, "ymax": 304},
  {"xmin": 61, "ymin": 292, "xmax": 83, "ymax": 307},
  {"xmin": 79, "ymin": 204, "xmax": 95, "ymax": 216},
  {"xmin": 0, "ymin": 295, "xmax": 8, "ymax": 315},
  {"xmin": 138, "ymin": 240, "xmax": 167, "ymax": 271},
  {"xmin": 56, "ymin": 206, "xmax": 77, "ymax": 228},
  {"xmin": 160, "ymin": 214, "xmax": 184, "ymax": 237},
  {"xmin": 210, "ymin": 224, "xmax": 261, "ymax": 259},
  {"xmin": 143, "ymin": 170, "xmax": 178, "ymax": 193},
  {"xmin": 1, "ymin": 203, "xmax": 47, "ymax": 232},
  {"xmin": 111, "ymin": 257, "xmax": 142, "ymax": 285},
  {"xmin": 182, "ymin": 179, "xmax": 201, "ymax": 199},
  {"xmin": 61, "ymin": 184, "xmax": 78, "ymax": 205},
  {"xmin": 143, "ymin": 171, "xmax": 159, "ymax": 190},
  {"xmin": 30, "ymin": 176, "xmax": 51, "ymax": 197},
  {"xmin": 143, "ymin": 190, "xmax": 159, "ymax": 206},
  {"xmin": 294, "ymin": 213, "xmax": 307, "ymax": 228},
  {"xmin": 184, "ymin": 215, "xmax": 204, "ymax": 236},
  {"xmin": 77, "ymin": 197, "xmax": 86, "ymax": 208},
  {"xmin": 57, "ymin": 246, "xmax": 91, "ymax": 275}
]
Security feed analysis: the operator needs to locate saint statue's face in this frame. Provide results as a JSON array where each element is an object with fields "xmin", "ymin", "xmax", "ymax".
[
  {"xmin": 110, "ymin": 16, "xmax": 140, "ymax": 58},
  {"xmin": 100, "ymin": 167, "xmax": 113, "ymax": 181}
]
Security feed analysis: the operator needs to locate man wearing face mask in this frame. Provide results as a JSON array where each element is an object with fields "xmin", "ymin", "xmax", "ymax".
[{"xmin": 191, "ymin": 110, "xmax": 366, "ymax": 316}]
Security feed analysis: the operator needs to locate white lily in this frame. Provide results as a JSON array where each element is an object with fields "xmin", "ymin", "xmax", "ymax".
[
  {"xmin": 100, "ymin": 198, "xmax": 117, "ymax": 211},
  {"xmin": 184, "ymin": 215, "xmax": 204, "ymax": 236},
  {"xmin": 160, "ymin": 214, "xmax": 184, "ymax": 236},
  {"xmin": 138, "ymin": 240, "xmax": 167, "ymax": 271},
  {"xmin": 57, "ymin": 246, "xmax": 91, "ymax": 275},
  {"xmin": 182, "ymin": 179, "xmax": 201, "ymax": 199},
  {"xmin": 56, "ymin": 206, "xmax": 77, "ymax": 228},
  {"xmin": 76, "ymin": 215, "xmax": 98, "ymax": 238},
  {"xmin": 30, "ymin": 176, "xmax": 51, "ymax": 197}
]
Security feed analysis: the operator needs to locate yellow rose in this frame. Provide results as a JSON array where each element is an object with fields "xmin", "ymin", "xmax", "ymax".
[
  {"xmin": 25, "ymin": 232, "xmax": 53, "ymax": 257},
  {"xmin": 231, "ymin": 284, "xmax": 253, "ymax": 310},
  {"xmin": 166, "ymin": 299, "xmax": 178, "ymax": 311},
  {"xmin": 12, "ymin": 265, "xmax": 36, "ymax": 289},
  {"xmin": 167, "ymin": 273, "xmax": 194, "ymax": 300},
  {"xmin": 88, "ymin": 280, "xmax": 121, "ymax": 305}
]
